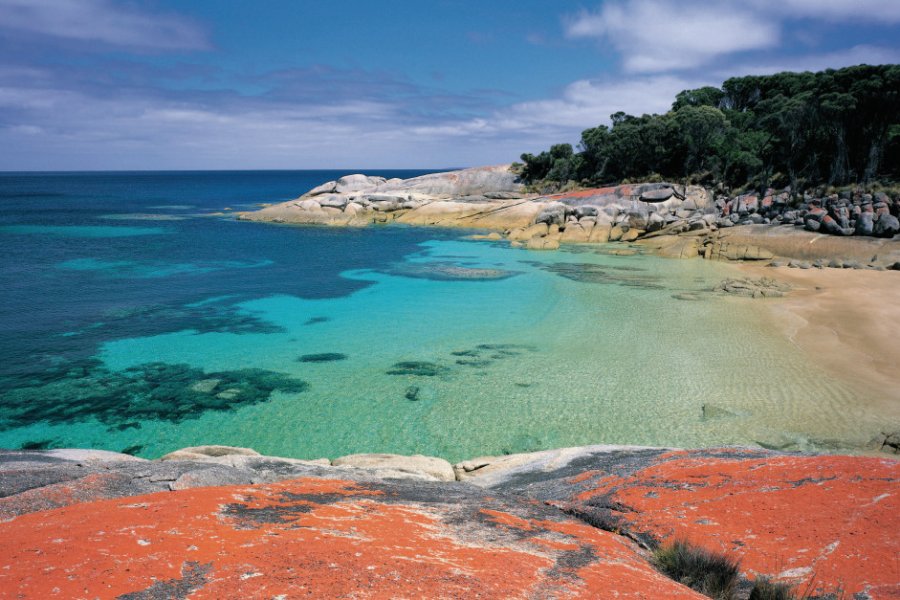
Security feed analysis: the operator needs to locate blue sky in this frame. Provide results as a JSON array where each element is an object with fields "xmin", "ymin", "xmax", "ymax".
[{"xmin": 1, "ymin": 0, "xmax": 899, "ymax": 170}]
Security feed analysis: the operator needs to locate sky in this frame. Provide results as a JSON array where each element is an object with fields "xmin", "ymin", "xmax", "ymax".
[{"xmin": 1, "ymin": 0, "xmax": 899, "ymax": 171}]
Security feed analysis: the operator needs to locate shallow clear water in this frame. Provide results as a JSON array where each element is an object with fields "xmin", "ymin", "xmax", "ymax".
[{"xmin": 0, "ymin": 171, "xmax": 887, "ymax": 460}]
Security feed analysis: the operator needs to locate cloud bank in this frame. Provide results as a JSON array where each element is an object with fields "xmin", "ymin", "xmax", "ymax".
[
  {"xmin": 0, "ymin": 0, "xmax": 897, "ymax": 169},
  {"xmin": 564, "ymin": 0, "xmax": 900, "ymax": 74},
  {"xmin": 0, "ymin": 0, "xmax": 209, "ymax": 50}
]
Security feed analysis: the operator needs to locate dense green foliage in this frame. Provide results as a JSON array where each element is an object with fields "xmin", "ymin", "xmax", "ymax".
[{"xmin": 520, "ymin": 65, "xmax": 900, "ymax": 191}]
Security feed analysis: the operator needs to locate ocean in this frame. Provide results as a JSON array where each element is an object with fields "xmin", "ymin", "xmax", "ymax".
[{"xmin": 0, "ymin": 171, "xmax": 883, "ymax": 461}]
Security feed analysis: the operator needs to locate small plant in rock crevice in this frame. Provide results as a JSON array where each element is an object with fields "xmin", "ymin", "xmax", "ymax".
[
  {"xmin": 651, "ymin": 539, "xmax": 740, "ymax": 600},
  {"xmin": 749, "ymin": 577, "xmax": 795, "ymax": 600}
]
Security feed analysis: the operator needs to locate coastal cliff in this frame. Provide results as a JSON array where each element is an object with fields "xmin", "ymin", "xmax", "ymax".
[
  {"xmin": 1, "ymin": 445, "xmax": 897, "ymax": 599},
  {"xmin": 240, "ymin": 165, "xmax": 900, "ymax": 267}
]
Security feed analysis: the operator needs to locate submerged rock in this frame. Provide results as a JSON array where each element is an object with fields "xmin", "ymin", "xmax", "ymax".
[
  {"xmin": 386, "ymin": 361, "xmax": 447, "ymax": 377},
  {"xmin": 190, "ymin": 378, "xmax": 220, "ymax": 393},
  {"xmin": 532, "ymin": 261, "xmax": 665, "ymax": 289},
  {"xmin": 671, "ymin": 292, "xmax": 704, "ymax": 301},
  {"xmin": 455, "ymin": 358, "xmax": 493, "ymax": 367},
  {"xmin": 701, "ymin": 404, "xmax": 738, "ymax": 420},
  {"xmin": 382, "ymin": 262, "xmax": 518, "ymax": 281},
  {"xmin": 713, "ymin": 277, "xmax": 791, "ymax": 298},
  {"xmin": 303, "ymin": 316, "xmax": 330, "ymax": 325},
  {"xmin": 868, "ymin": 431, "xmax": 900, "ymax": 454},
  {"xmin": 298, "ymin": 352, "xmax": 348, "ymax": 363}
]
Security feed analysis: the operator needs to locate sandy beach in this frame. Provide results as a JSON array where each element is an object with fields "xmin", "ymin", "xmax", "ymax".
[{"xmin": 739, "ymin": 264, "xmax": 900, "ymax": 421}]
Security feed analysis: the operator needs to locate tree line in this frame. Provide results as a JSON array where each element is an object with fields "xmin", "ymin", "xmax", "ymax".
[{"xmin": 518, "ymin": 64, "xmax": 900, "ymax": 192}]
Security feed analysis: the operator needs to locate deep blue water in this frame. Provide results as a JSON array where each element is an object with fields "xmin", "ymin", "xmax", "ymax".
[{"xmin": 0, "ymin": 170, "xmax": 450, "ymax": 379}]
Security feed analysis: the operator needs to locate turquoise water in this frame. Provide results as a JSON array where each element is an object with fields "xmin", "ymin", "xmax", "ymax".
[
  {"xmin": 0, "ymin": 224, "xmax": 169, "ymax": 237},
  {"xmin": 0, "ymin": 172, "xmax": 890, "ymax": 460}
]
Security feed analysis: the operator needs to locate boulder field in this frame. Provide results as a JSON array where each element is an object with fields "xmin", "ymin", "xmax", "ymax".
[
  {"xmin": 1, "ymin": 445, "xmax": 897, "ymax": 599},
  {"xmin": 239, "ymin": 164, "xmax": 900, "ymax": 268}
]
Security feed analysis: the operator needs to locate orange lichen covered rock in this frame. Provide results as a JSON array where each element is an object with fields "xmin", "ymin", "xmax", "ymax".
[
  {"xmin": 479, "ymin": 447, "xmax": 899, "ymax": 599},
  {"xmin": 2, "ymin": 446, "xmax": 897, "ymax": 598},
  {"xmin": 0, "ymin": 476, "xmax": 703, "ymax": 599},
  {"xmin": 591, "ymin": 451, "xmax": 899, "ymax": 598}
]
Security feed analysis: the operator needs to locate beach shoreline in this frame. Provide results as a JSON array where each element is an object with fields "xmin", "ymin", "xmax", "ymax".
[{"xmin": 736, "ymin": 264, "xmax": 900, "ymax": 418}]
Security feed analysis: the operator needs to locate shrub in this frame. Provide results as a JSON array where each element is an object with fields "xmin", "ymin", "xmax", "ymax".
[
  {"xmin": 750, "ymin": 578, "xmax": 794, "ymax": 600},
  {"xmin": 652, "ymin": 539, "xmax": 740, "ymax": 600}
]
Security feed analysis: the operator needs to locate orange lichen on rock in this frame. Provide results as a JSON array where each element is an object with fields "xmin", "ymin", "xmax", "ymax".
[
  {"xmin": 549, "ymin": 186, "xmax": 622, "ymax": 199},
  {"xmin": 568, "ymin": 452, "xmax": 900, "ymax": 598},
  {"xmin": 3, "ymin": 447, "xmax": 895, "ymax": 598},
  {"xmin": 0, "ymin": 476, "xmax": 704, "ymax": 599}
]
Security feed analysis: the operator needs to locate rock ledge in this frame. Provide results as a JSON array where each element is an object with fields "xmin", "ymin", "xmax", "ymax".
[{"xmin": 1, "ymin": 444, "xmax": 896, "ymax": 598}]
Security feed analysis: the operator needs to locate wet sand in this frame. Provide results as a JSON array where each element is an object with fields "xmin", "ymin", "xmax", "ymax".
[{"xmin": 739, "ymin": 264, "xmax": 900, "ymax": 420}]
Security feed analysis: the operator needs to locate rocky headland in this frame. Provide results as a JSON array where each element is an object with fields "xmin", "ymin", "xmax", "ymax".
[
  {"xmin": 1, "ymin": 444, "xmax": 897, "ymax": 599},
  {"xmin": 240, "ymin": 164, "xmax": 900, "ymax": 267}
]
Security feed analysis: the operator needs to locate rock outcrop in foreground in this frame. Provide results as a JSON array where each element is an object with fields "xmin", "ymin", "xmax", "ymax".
[
  {"xmin": 1, "ymin": 446, "xmax": 897, "ymax": 599},
  {"xmin": 240, "ymin": 165, "xmax": 900, "ymax": 267}
]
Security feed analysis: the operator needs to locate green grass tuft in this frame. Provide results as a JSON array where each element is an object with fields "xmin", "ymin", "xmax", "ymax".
[
  {"xmin": 750, "ymin": 577, "xmax": 794, "ymax": 600},
  {"xmin": 652, "ymin": 539, "xmax": 740, "ymax": 600}
]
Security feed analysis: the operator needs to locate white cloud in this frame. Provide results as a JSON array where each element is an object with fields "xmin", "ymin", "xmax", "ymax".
[
  {"xmin": 749, "ymin": 0, "xmax": 900, "ymax": 22},
  {"xmin": 565, "ymin": 1, "xmax": 779, "ymax": 73},
  {"xmin": 503, "ymin": 76, "xmax": 704, "ymax": 129},
  {"xmin": 721, "ymin": 44, "xmax": 900, "ymax": 77},
  {"xmin": 0, "ymin": 67, "xmax": 711, "ymax": 170},
  {"xmin": 410, "ymin": 74, "xmax": 710, "ymax": 158},
  {"xmin": 0, "ymin": 73, "xmax": 498, "ymax": 169},
  {"xmin": 565, "ymin": 0, "xmax": 900, "ymax": 74},
  {"xmin": 0, "ymin": 0, "xmax": 209, "ymax": 50}
]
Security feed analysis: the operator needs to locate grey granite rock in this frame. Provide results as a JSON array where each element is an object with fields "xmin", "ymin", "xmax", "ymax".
[{"xmin": 0, "ymin": 449, "xmax": 333, "ymax": 518}]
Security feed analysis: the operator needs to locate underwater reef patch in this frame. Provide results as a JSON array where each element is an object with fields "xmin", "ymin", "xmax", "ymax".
[
  {"xmin": 501, "ymin": 434, "xmax": 544, "ymax": 455},
  {"xmin": 18, "ymin": 439, "xmax": 61, "ymax": 450},
  {"xmin": 386, "ymin": 342, "xmax": 536, "ymax": 379},
  {"xmin": 99, "ymin": 213, "xmax": 188, "ymax": 221},
  {"xmin": 0, "ymin": 225, "xmax": 170, "ymax": 238},
  {"xmin": 386, "ymin": 361, "xmax": 448, "ymax": 377},
  {"xmin": 303, "ymin": 316, "xmax": 330, "ymax": 326},
  {"xmin": 298, "ymin": 353, "xmax": 347, "ymax": 363},
  {"xmin": 380, "ymin": 261, "xmax": 519, "ymax": 281},
  {"xmin": 448, "ymin": 343, "xmax": 537, "ymax": 370},
  {"xmin": 455, "ymin": 359, "xmax": 493, "ymax": 367},
  {"xmin": 102, "ymin": 300, "xmax": 284, "ymax": 336},
  {"xmin": 56, "ymin": 258, "xmax": 272, "ymax": 279},
  {"xmin": 527, "ymin": 261, "xmax": 666, "ymax": 289},
  {"xmin": 0, "ymin": 360, "xmax": 308, "ymax": 428}
]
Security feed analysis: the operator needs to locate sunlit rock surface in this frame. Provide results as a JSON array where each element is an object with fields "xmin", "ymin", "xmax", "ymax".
[
  {"xmin": 465, "ymin": 446, "xmax": 900, "ymax": 599},
  {"xmin": 241, "ymin": 166, "xmax": 900, "ymax": 267},
  {"xmin": 1, "ymin": 446, "xmax": 896, "ymax": 598}
]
